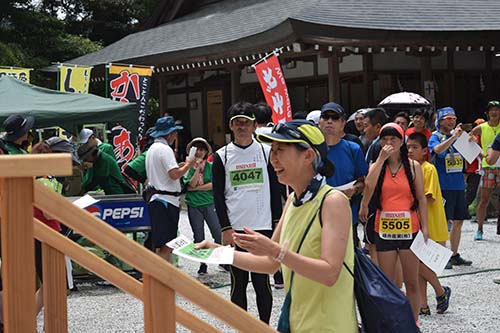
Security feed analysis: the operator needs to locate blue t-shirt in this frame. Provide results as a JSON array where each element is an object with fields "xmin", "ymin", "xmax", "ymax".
[
  {"xmin": 492, "ymin": 133, "xmax": 500, "ymax": 151},
  {"xmin": 428, "ymin": 131, "xmax": 465, "ymax": 191},
  {"xmin": 325, "ymin": 139, "xmax": 368, "ymax": 224}
]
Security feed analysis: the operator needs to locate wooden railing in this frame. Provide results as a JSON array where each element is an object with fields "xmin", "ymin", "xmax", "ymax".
[{"xmin": 0, "ymin": 154, "xmax": 276, "ymax": 332}]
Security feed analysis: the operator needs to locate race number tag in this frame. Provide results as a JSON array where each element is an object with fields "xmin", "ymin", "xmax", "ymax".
[
  {"xmin": 445, "ymin": 153, "xmax": 463, "ymax": 173},
  {"xmin": 229, "ymin": 167, "xmax": 264, "ymax": 189},
  {"xmin": 379, "ymin": 211, "xmax": 412, "ymax": 240}
]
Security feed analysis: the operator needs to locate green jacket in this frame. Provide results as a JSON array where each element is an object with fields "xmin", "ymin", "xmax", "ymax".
[
  {"xmin": 81, "ymin": 151, "xmax": 125, "ymax": 195},
  {"xmin": 5, "ymin": 142, "xmax": 27, "ymax": 155}
]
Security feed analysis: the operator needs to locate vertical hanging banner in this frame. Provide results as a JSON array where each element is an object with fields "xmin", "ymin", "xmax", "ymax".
[
  {"xmin": 0, "ymin": 67, "xmax": 32, "ymax": 83},
  {"xmin": 59, "ymin": 65, "xmax": 92, "ymax": 93},
  {"xmin": 254, "ymin": 53, "xmax": 292, "ymax": 123},
  {"xmin": 108, "ymin": 64, "xmax": 153, "ymax": 139},
  {"xmin": 110, "ymin": 125, "xmax": 135, "ymax": 171}
]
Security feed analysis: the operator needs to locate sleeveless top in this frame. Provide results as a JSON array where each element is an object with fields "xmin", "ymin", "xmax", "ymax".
[
  {"xmin": 280, "ymin": 185, "xmax": 357, "ymax": 332},
  {"xmin": 480, "ymin": 122, "xmax": 500, "ymax": 168},
  {"xmin": 215, "ymin": 140, "xmax": 272, "ymax": 231},
  {"xmin": 375, "ymin": 165, "xmax": 420, "ymax": 235}
]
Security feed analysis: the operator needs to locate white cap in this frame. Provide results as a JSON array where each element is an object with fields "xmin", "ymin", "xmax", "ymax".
[
  {"xmin": 306, "ymin": 110, "xmax": 321, "ymax": 125},
  {"xmin": 77, "ymin": 128, "xmax": 94, "ymax": 144}
]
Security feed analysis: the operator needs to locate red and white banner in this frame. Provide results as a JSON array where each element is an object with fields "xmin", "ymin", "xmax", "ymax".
[{"xmin": 254, "ymin": 54, "xmax": 292, "ymax": 123}]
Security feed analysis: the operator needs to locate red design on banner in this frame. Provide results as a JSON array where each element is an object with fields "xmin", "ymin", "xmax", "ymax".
[
  {"xmin": 112, "ymin": 126, "xmax": 135, "ymax": 170},
  {"xmin": 110, "ymin": 71, "xmax": 140, "ymax": 102},
  {"xmin": 255, "ymin": 54, "xmax": 292, "ymax": 123}
]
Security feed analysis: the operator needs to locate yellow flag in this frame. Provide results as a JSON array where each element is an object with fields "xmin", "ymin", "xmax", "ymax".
[
  {"xmin": 0, "ymin": 67, "xmax": 31, "ymax": 83},
  {"xmin": 59, "ymin": 65, "xmax": 92, "ymax": 93}
]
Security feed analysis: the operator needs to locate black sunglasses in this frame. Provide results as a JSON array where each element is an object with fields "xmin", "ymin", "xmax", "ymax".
[{"xmin": 320, "ymin": 113, "xmax": 341, "ymax": 121}]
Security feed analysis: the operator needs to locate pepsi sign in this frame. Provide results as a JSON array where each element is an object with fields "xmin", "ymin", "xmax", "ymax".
[{"xmin": 85, "ymin": 199, "xmax": 150, "ymax": 231}]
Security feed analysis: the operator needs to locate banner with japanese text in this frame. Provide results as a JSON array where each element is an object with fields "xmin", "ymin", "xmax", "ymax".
[
  {"xmin": 109, "ymin": 125, "xmax": 136, "ymax": 172},
  {"xmin": 59, "ymin": 65, "xmax": 92, "ymax": 93},
  {"xmin": 0, "ymin": 67, "xmax": 31, "ymax": 83},
  {"xmin": 254, "ymin": 54, "xmax": 292, "ymax": 123},
  {"xmin": 108, "ymin": 65, "xmax": 153, "ymax": 139}
]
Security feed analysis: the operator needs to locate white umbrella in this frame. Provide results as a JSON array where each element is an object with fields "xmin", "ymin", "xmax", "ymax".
[{"xmin": 378, "ymin": 92, "xmax": 430, "ymax": 106}]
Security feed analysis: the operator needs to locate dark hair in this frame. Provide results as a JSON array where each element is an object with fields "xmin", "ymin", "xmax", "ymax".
[
  {"xmin": 290, "ymin": 142, "xmax": 335, "ymax": 178},
  {"xmin": 366, "ymin": 108, "xmax": 388, "ymax": 126},
  {"xmin": 413, "ymin": 109, "xmax": 429, "ymax": 120},
  {"xmin": 372, "ymin": 145, "xmax": 418, "ymax": 211},
  {"xmin": 292, "ymin": 111, "xmax": 308, "ymax": 120},
  {"xmin": 380, "ymin": 126, "xmax": 403, "ymax": 140},
  {"xmin": 394, "ymin": 112, "xmax": 410, "ymax": 125},
  {"xmin": 227, "ymin": 101, "xmax": 256, "ymax": 121},
  {"xmin": 254, "ymin": 102, "xmax": 273, "ymax": 125},
  {"xmin": 407, "ymin": 132, "xmax": 428, "ymax": 148}
]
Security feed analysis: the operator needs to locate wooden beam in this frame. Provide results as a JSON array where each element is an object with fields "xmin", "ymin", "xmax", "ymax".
[
  {"xmin": 159, "ymin": 76, "xmax": 168, "ymax": 116},
  {"xmin": 420, "ymin": 56, "xmax": 432, "ymax": 95},
  {"xmin": 33, "ymin": 183, "xmax": 276, "ymax": 332},
  {"xmin": 0, "ymin": 154, "xmax": 72, "ymax": 177},
  {"xmin": 363, "ymin": 54, "xmax": 374, "ymax": 106},
  {"xmin": 446, "ymin": 50, "xmax": 455, "ymax": 106},
  {"xmin": 1, "ymin": 178, "xmax": 36, "ymax": 333},
  {"xmin": 485, "ymin": 51, "xmax": 494, "ymax": 99},
  {"xmin": 42, "ymin": 243, "xmax": 68, "ymax": 333},
  {"xmin": 34, "ymin": 219, "xmax": 221, "ymax": 333},
  {"xmin": 328, "ymin": 51, "xmax": 341, "ymax": 102}
]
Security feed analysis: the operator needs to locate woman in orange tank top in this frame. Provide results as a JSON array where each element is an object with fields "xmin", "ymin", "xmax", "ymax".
[{"xmin": 360, "ymin": 122, "xmax": 429, "ymax": 322}]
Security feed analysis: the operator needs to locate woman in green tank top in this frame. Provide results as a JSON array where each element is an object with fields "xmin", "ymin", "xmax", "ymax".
[{"xmin": 197, "ymin": 119, "xmax": 356, "ymax": 332}]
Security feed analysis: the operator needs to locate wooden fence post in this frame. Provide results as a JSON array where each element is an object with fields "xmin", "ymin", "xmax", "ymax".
[
  {"xmin": 143, "ymin": 274, "xmax": 176, "ymax": 333},
  {"xmin": 0, "ymin": 178, "xmax": 37, "ymax": 332},
  {"xmin": 42, "ymin": 243, "xmax": 68, "ymax": 333}
]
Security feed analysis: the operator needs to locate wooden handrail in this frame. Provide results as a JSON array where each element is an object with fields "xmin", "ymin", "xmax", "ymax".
[
  {"xmin": 0, "ymin": 154, "xmax": 72, "ymax": 177},
  {"xmin": 34, "ymin": 219, "xmax": 220, "ymax": 333},
  {"xmin": 34, "ymin": 181, "xmax": 276, "ymax": 332}
]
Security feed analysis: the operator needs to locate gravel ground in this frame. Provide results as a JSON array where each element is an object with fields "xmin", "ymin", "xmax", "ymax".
[{"xmin": 36, "ymin": 214, "xmax": 500, "ymax": 332}]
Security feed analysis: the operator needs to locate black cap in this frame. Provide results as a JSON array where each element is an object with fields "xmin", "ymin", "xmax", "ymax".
[
  {"xmin": 320, "ymin": 102, "xmax": 346, "ymax": 119},
  {"xmin": 2, "ymin": 114, "xmax": 35, "ymax": 142}
]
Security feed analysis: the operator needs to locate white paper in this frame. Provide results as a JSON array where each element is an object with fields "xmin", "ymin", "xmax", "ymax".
[
  {"xmin": 335, "ymin": 180, "xmax": 356, "ymax": 191},
  {"xmin": 73, "ymin": 194, "xmax": 99, "ymax": 209},
  {"xmin": 166, "ymin": 235, "xmax": 234, "ymax": 265},
  {"xmin": 410, "ymin": 231, "xmax": 452, "ymax": 276},
  {"xmin": 452, "ymin": 132, "xmax": 482, "ymax": 164},
  {"xmin": 188, "ymin": 146, "xmax": 197, "ymax": 160}
]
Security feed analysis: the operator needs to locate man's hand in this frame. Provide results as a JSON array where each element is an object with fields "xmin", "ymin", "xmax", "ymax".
[
  {"xmin": 82, "ymin": 161, "xmax": 93, "ymax": 169},
  {"xmin": 222, "ymin": 229, "xmax": 235, "ymax": 246},
  {"xmin": 452, "ymin": 123, "xmax": 463, "ymax": 139},
  {"xmin": 341, "ymin": 186, "xmax": 356, "ymax": 199}
]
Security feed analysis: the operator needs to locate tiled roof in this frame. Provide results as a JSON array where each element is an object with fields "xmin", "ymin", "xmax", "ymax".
[{"xmin": 67, "ymin": 0, "xmax": 500, "ymax": 66}]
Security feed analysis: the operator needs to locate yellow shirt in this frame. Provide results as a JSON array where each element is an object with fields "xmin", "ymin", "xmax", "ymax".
[
  {"xmin": 280, "ymin": 185, "xmax": 357, "ymax": 332},
  {"xmin": 422, "ymin": 161, "xmax": 449, "ymax": 242},
  {"xmin": 480, "ymin": 122, "xmax": 500, "ymax": 168}
]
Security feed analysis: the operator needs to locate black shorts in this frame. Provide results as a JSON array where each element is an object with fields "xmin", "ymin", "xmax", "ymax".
[
  {"xmin": 375, "ymin": 232, "xmax": 418, "ymax": 252},
  {"xmin": 148, "ymin": 200, "xmax": 180, "ymax": 249},
  {"xmin": 442, "ymin": 190, "xmax": 468, "ymax": 221}
]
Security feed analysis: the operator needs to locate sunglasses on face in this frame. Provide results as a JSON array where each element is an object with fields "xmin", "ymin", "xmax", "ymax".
[
  {"xmin": 442, "ymin": 116, "xmax": 457, "ymax": 121},
  {"xmin": 320, "ymin": 113, "xmax": 341, "ymax": 121}
]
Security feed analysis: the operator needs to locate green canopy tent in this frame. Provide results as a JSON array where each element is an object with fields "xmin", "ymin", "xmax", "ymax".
[{"xmin": 0, "ymin": 76, "xmax": 138, "ymax": 136}]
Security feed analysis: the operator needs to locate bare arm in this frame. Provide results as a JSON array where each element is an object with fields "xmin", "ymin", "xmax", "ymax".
[
  {"xmin": 486, "ymin": 148, "xmax": 500, "ymax": 165},
  {"xmin": 432, "ymin": 124, "xmax": 462, "ymax": 155},
  {"xmin": 412, "ymin": 160, "xmax": 429, "ymax": 241},
  {"xmin": 168, "ymin": 159, "xmax": 195, "ymax": 180}
]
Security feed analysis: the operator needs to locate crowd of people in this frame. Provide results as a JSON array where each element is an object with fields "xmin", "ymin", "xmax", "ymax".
[{"xmin": 2, "ymin": 96, "xmax": 500, "ymax": 332}]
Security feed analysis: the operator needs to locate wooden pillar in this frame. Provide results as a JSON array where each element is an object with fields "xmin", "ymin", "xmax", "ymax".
[
  {"xmin": 0, "ymin": 178, "xmax": 37, "ymax": 333},
  {"xmin": 363, "ymin": 54, "xmax": 374, "ymax": 106},
  {"xmin": 42, "ymin": 243, "xmax": 68, "ymax": 333},
  {"xmin": 143, "ymin": 274, "xmax": 176, "ymax": 333},
  {"xmin": 328, "ymin": 51, "xmax": 341, "ymax": 102},
  {"xmin": 230, "ymin": 68, "xmax": 241, "ymax": 104},
  {"xmin": 446, "ymin": 51, "xmax": 455, "ymax": 106},
  {"xmin": 159, "ymin": 76, "xmax": 168, "ymax": 116},
  {"xmin": 485, "ymin": 51, "xmax": 494, "ymax": 99},
  {"xmin": 420, "ymin": 56, "xmax": 432, "ymax": 94}
]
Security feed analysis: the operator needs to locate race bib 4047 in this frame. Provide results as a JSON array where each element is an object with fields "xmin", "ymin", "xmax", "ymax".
[
  {"xmin": 379, "ymin": 211, "xmax": 413, "ymax": 240},
  {"xmin": 229, "ymin": 168, "xmax": 264, "ymax": 187}
]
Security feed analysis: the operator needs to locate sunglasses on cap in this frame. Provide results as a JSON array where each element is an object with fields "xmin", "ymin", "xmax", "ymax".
[
  {"xmin": 488, "ymin": 100, "xmax": 500, "ymax": 106},
  {"xmin": 272, "ymin": 122, "xmax": 315, "ymax": 148}
]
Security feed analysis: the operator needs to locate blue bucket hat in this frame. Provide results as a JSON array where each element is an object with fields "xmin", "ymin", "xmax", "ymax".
[
  {"xmin": 435, "ymin": 107, "xmax": 456, "ymax": 130},
  {"xmin": 150, "ymin": 116, "xmax": 183, "ymax": 138}
]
